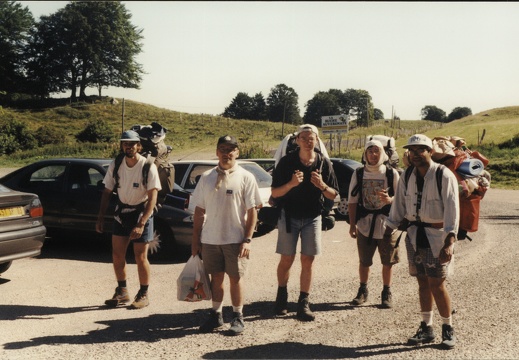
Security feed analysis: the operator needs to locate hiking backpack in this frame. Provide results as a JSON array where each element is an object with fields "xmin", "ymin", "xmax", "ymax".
[
  {"xmin": 273, "ymin": 132, "xmax": 329, "ymax": 167},
  {"xmin": 113, "ymin": 122, "xmax": 174, "ymax": 205}
]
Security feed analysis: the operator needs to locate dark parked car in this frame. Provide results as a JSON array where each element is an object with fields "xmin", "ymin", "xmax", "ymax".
[
  {"xmin": 330, "ymin": 158, "xmax": 363, "ymax": 220},
  {"xmin": 0, "ymin": 159, "xmax": 193, "ymax": 260},
  {"xmin": 0, "ymin": 184, "xmax": 46, "ymax": 275}
]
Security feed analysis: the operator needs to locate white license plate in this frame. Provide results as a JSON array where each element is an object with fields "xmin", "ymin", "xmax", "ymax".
[{"xmin": 0, "ymin": 206, "xmax": 25, "ymax": 218}]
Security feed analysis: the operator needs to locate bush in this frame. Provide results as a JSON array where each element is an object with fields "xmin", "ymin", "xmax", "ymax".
[
  {"xmin": 0, "ymin": 118, "xmax": 37, "ymax": 155},
  {"xmin": 34, "ymin": 126, "xmax": 66, "ymax": 146},
  {"xmin": 76, "ymin": 119, "xmax": 115, "ymax": 143}
]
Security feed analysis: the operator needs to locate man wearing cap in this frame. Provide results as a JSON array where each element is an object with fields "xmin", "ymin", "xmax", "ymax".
[
  {"xmin": 191, "ymin": 135, "xmax": 262, "ymax": 335},
  {"xmin": 271, "ymin": 124, "xmax": 339, "ymax": 321},
  {"xmin": 96, "ymin": 130, "xmax": 161, "ymax": 309},
  {"xmin": 384, "ymin": 134, "xmax": 460, "ymax": 349},
  {"xmin": 348, "ymin": 139, "xmax": 400, "ymax": 309}
]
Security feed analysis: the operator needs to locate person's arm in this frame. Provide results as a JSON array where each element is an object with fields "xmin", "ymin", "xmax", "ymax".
[
  {"xmin": 96, "ymin": 188, "xmax": 112, "ymax": 233},
  {"xmin": 271, "ymin": 170, "xmax": 302, "ymax": 198},
  {"xmin": 348, "ymin": 203, "xmax": 357, "ymax": 238},
  {"xmin": 239, "ymin": 206, "xmax": 257, "ymax": 259},
  {"xmin": 129, "ymin": 188, "xmax": 158, "ymax": 241},
  {"xmin": 191, "ymin": 206, "xmax": 205, "ymax": 256}
]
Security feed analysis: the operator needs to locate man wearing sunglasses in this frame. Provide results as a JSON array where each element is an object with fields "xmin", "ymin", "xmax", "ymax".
[{"xmin": 384, "ymin": 134, "xmax": 460, "ymax": 350}]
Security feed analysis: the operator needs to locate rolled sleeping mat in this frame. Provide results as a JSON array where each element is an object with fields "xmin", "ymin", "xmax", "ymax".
[{"xmin": 456, "ymin": 158, "xmax": 484, "ymax": 178}]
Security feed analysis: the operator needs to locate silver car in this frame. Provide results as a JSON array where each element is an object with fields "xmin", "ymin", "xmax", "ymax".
[{"xmin": 0, "ymin": 184, "xmax": 46, "ymax": 275}]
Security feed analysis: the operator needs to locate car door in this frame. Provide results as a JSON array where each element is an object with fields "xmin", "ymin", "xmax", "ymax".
[
  {"xmin": 61, "ymin": 163, "xmax": 114, "ymax": 232},
  {"xmin": 182, "ymin": 164, "xmax": 214, "ymax": 193}
]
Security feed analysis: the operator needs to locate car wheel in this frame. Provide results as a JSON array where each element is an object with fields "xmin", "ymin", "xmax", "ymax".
[
  {"xmin": 0, "ymin": 261, "xmax": 13, "ymax": 275},
  {"xmin": 148, "ymin": 221, "xmax": 178, "ymax": 262},
  {"xmin": 334, "ymin": 197, "xmax": 350, "ymax": 223}
]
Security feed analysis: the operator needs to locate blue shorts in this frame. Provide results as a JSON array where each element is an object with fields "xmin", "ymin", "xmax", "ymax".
[
  {"xmin": 276, "ymin": 210, "xmax": 321, "ymax": 256},
  {"xmin": 113, "ymin": 215, "xmax": 154, "ymax": 243}
]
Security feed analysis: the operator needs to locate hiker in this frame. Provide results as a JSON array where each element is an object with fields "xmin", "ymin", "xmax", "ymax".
[
  {"xmin": 348, "ymin": 139, "xmax": 401, "ymax": 308},
  {"xmin": 96, "ymin": 130, "xmax": 162, "ymax": 309},
  {"xmin": 271, "ymin": 124, "xmax": 339, "ymax": 321},
  {"xmin": 191, "ymin": 135, "xmax": 262, "ymax": 335},
  {"xmin": 384, "ymin": 134, "xmax": 460, "ymax": 349}
]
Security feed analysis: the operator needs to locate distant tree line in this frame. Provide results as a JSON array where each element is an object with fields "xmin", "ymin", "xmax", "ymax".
[
  {"xmin": 223, "ymin": 85, "xmax": 386, "ymax": 128},
  {"xmin": 0, "ymin": 1, "xmax": 143, "ymax": 104},
  {"xmin": 421, "ymin": 105, "xmax": 472, "ymax": 122}
]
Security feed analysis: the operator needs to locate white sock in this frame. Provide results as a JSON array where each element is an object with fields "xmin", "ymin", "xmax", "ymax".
[
  {"xmin": 232, "ymin": 305, "xmax": 243, "ymax": 314},
  {"xmin": 212, "ymin": 301, "xmax": 223, "ymax": 313},
  {"xmin": 441, "ymin": 315, "xmax": 452, "ymax": 326},
  {"xmin": 421, "ymin": 311, "xmax": 434, "ymax": 326}
]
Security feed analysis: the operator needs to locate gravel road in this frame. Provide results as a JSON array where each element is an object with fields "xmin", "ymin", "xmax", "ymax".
[{"xmin": 1, "ymin": 162, "xmax": 518, "ymax": 359}]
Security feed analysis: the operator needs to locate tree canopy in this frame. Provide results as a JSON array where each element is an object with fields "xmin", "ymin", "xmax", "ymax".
[
  {"xmin": 0, "ymin": 1, "xmax": 34, "ymax": 94},
  {"xmin": 447, "ymin": 107, "xmax": 472, "ymax": 122},
  {"xmin": 3, "ymin": 1, "xmax": 144, "ymax": 100},
  {"xmin": 421, "ymin": 105, "xmax": 447, "ymax": 122},
  {"xmin": 222, "ymin": 92, "xmax": 267, "ymax": 120},
  {"xmin": 266, "ymin": 84, "xmax": 301, "ymax": 125}
]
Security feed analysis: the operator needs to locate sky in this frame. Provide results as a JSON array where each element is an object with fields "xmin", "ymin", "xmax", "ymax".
[{"xmin": 19, "ymin": 1, "xmax": 519, "ymax": 120}]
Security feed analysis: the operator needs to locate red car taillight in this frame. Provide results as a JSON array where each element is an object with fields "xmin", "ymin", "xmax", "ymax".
[{"xmin": 29, "ymin": 198, "xmax": 44, "ymax": 218}]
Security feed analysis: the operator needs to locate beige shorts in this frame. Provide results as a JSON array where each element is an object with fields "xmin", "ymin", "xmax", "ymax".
[
  {"xmin": 357, "ymin": 230, "xmax": 400, "ymax": 267},
  {"xmin": 201, "ymin": 243, "xmax": 248, "ymax": 278}
]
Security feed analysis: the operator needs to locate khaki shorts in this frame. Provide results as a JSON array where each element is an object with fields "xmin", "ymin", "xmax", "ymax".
[
  {"xmin": 201, "ymin": 243, "xmax": 248, "ymax": 278},
  {"xmin": 357, "ymin": 230, "xmax": 400, "ymax": 267}
]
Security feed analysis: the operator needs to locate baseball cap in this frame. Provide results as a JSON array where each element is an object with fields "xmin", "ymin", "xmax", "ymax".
[
  {"xmin": 217, "ymin": 135, "xmax": 238, "ymax": 147},
  {"xmin": 403, "ymin": 134, "xmax": 433, "ymax": 149},
  {"xmin": 120, "ymin": 130, "xmax": 140, "ymax": 142},
  {"xmin": 295, "ymin": 124, "xmax": 319, "ymax": 137}
]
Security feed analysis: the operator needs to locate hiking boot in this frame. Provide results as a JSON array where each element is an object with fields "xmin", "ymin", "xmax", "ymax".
[
  {"xmin": 228, "ymin": 312, "xmax": 245, "ymax": 335},
  {"xmin": 275, "ymin": 287, "xmax": 288, "ymax": 316},
  {"xmin": 296, "ymin": 297, "xmax": 315, "ymax": 322},
  {"xmin": 199, "ymin": 310, "xmax": 224, "ymax": 333},
  {"xmin": 441, "ymin": 324, "xmax": 456, "ymax": 349},
  {"xmin": 104, "ymin": 287, "xmax": 130, "ymax": 307},
  {"xmin": 129, "ymin": 290, "xmax": 149, "ymax": 309},
  {"xmin": 408, "ymin": 321, "xmax": 436, "ymax": 345},
  {"xmin": 352, "ymin": 286, "xmax": 368, "ymax": 305},
  {"xmin": 381, "ymin": 288, "xmax": 393, "ymax": 309}
]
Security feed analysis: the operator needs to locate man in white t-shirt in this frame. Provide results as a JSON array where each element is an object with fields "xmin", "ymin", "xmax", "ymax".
[
  {"xmin": 191, "ymin": 135, "xmax": 262, "ymax": 335},
  {"xmin": 96, "ymin": 130, "xmax": 161, "ymax": 309}
]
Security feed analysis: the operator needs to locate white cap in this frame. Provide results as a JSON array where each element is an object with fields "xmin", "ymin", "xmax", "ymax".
[
  {"xmin": 403, "ymin": 134, "xmax": 433, "ymax": 149},
  {"xmin": 295, "ymin": 124, "xmax": 319, "ymax": 137}
]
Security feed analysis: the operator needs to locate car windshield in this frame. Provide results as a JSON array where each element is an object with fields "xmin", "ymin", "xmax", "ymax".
[{"xmin": 240, "ymin": 163, "xmax": 272, "ymax": 188}]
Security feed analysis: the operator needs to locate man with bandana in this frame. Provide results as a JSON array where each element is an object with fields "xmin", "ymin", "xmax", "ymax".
[{"xmin": 191, "ymin": 135, "xmax": 262, "ymax": 335}]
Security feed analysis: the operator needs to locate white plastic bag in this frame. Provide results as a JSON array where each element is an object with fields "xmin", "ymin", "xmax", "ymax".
[{"xmin": 176, "ymin": 255, "xmax": 211, "ymax": 302}]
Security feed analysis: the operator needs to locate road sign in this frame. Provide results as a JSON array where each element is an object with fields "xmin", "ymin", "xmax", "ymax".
[{"xmin": 321, "ymin": 114, "xmax": 349, "ymax": 134}]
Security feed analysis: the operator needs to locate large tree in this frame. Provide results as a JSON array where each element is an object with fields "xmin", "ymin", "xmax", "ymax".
[
  {"xmin": 0, "ymin": 1, "xmax": 34, "ymax": 94},
  {"xmin": 266, "ymin": 83, "xmax": 301, "ymax": 125},
  {"xmin": 25, "ymin": 1, "xmax": 144, "ymax": 100},
  {"xmin": 303, "ymin": 91, "xmax": 341, "ymax": 127},
  {"xmin": 421, "ymin": 105, "xmax": 447, "ymax": 122},
  {"xmin": 223, "ymin": 92, "xmax": 254, "ymax": 119}
]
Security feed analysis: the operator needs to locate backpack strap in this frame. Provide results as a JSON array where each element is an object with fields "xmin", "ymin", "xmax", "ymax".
[
  {"xmin": 113, "ymin": 153, "xmax": 125, "ymax": 192},
  {"xmin": 404, "ymin": 165, "xmax": 443, "ymax": 198},
  {"xmin": 141, "ymin": 156, "xmax": 155, "ymax": 187}
]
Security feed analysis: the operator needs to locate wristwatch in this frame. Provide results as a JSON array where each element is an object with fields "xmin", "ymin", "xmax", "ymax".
[{"xmin": 242, "ymin": 238, "xmax": 252, "ymax": 244}]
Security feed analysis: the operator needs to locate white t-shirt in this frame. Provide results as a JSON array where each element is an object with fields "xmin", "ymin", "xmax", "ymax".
[
  {"xmin": 103, "ymin": 155, "xmax": 162, "ymax": 206},
  {"xmin": 192, "ymin": 165, "xmax": 262, "ymax": 245}
]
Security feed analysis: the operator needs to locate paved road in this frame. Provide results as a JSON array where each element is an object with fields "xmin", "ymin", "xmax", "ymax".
[{"xmin": 0, "ymin": 189, "xmax": 518, "ymax": 359}]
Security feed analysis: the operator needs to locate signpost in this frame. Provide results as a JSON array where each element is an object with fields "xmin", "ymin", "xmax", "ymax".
[{"xmin": 321, "ymin": 114, "xmax": 349, "ymax": 134}]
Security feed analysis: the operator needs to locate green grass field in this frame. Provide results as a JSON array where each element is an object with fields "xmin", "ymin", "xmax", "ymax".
[{"xmin": 1, "ymin": 97, "xmax": 518, "ymax": 189}]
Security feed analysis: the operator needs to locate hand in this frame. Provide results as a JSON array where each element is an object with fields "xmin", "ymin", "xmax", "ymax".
[
  {"xmin": 290, "ymin": 170, "xmax": 304, "ymax": 187},
  {"xmin": 439, "ymin": 244, "xmax": 454, "ymax": 264},
  {"xmin": 129, "ymin": 224, "xmax": 144, "ymax": 241},
  {"xmin": 310, "ymin": 170, "xmax": 324, "ymax": 189},
  {"xmin": 349, "ymin": 225, "xmax": 357, "ymax": 239},
  {"xmin": 191, "ymin": 241, "xmax": 202, "ymax": 257},
  {"xmin": 377, "ymin": 188, "xmax": 391, "ymax": 205},
  {"xmin": 239, "ymin": 242, "xmax": 251, "ymax": 259},
  {"xmin": 95, "ymin": 219, "xmax": 104, "ymax": 234}
]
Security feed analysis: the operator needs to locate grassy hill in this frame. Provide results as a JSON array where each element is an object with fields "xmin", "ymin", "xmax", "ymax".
[{"xmin": 1, "ymin": 96, "xmax": 518, "ymax": 189}]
